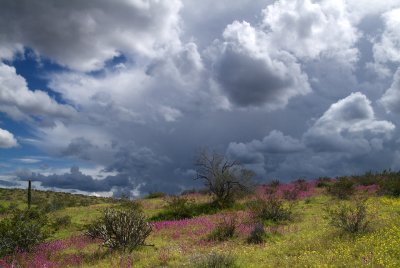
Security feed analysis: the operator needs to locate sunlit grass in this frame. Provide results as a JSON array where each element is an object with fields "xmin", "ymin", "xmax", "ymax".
[{"xmin": 1, "ymin": 183, "xmax": 400, "ymax": 267}]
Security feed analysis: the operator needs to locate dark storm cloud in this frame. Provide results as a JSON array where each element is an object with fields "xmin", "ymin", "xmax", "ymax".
[
  {"xmin": 105, "ymin": 145, "xmax": 169, "ymax": 175},
  {"xmin": 211, "ymin": 21, "xmax": 311, "ymax": 109},
  {"xmin": 0, "ymin": 180, "xmax": 19, "ymax": 187},
  {"xmin": 62, "ymin": 137, "xmax": 97, "ymax": 160},
  {"xmin": 226, "ymin": 92, "xmax": 395, "ymax": 181},
  {"xmin": 15, "ymin": 166, "xmax": 134, "ymax": 192},
  {"xmin": 214, "ymin": 47, "xmax": 299, "ymax": 107},
  {"xmin": 1, "ymin": 0, "xmax": 400, "ymax": 194}
]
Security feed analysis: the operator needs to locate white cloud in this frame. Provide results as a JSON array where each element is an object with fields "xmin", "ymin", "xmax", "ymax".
[
  {"xmin": 373, "ymin": 8, "xmax": 400, "ymax": 65},
  {"xmin": 15, "ymin": 158, "xmax": 41, "ymax": 164},
  {"xmin": 262, "ymin": 0, "xmax": 359, "ymax": 62},
  {"xmin": 346, "ymin": 0, "xmax": 400, "ymax": 22},
  {"xmin": 0, "ymin": 63, "xmax": 76, "ymax": 122},
  {"xmin": 159, "ymin": 106, "xmax": 183, "ymax": 122},
  {"xmin": 0, "ymin": 0, "xmax": 182, "ymax": 71},
  {"xmin": 304, "ymin": 92, "xmax": 395, "ymax": 153},
  {"xmin": 380, "ymin": 68, "xmax": 400, "ymax": 114},
  {"xmin": 0, "ymin": 128, "xmax": 18, "ymax": 148}
]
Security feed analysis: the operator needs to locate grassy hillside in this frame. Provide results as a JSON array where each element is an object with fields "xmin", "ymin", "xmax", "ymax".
[{"xmin": 0, "ymin": 177, "xmax": 400, "ymax": 267}]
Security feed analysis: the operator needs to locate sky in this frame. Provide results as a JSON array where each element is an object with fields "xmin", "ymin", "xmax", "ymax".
[{"xmin": 1, "ymin": 0, "xmax": 400, "ymax": 197}]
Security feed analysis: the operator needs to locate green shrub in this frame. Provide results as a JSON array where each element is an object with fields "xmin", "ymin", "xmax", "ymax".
[
  {"xmin": 268, "ymin": 179, "xmax": 281, "ymax": 188},
  {"xmin": 145, "ymin": 192, "xmax": 166, "ymax": 199},
  {"xmin": 193, "ymin": 252, "xmax": 237, "ymax": 268},
  {"xmin": 0, "ymin": 204, "xmax": 7, "ymax": 215},
  {"xmin": 249, "ymin": 196, "xmax": 293, "ymax": 223},
  {"xmin": 166, "ymin": 196, "xmax": 193, "ymax": 218},
  {"xmin": 247, "ymin": 223, "xmax": 265, "ymax": 244},
  {"xmin": 208, "ymin": 216, "xmax": 236, "ymax": 242},
  {"xmin": 85, "ymin": 207, "xmax": 152, "ymax": 252},
  {"xmin": 328, "ymin": 177, "xmax": 355, "ymax": 199},
  {"xmin": 7, "ymin": 203, "xmax": 17, "ymax": 211},
  {"xmin": 151, "ymin": 196, "xmax": 194, "ymax": 221},
  {"xmin": 52, "ymin": 215, "xmax": 72, "ymax": 230},
  {"xmin": 316, "ymin": 177, "xmax": 332, "ymax": 188},
  {"xmin": 378, "ymin": 171, "xmax": 400, "ymax": 196},
  {"xmin": 0, "ymin": 208, "xmax": 52, "ymax": 257},
  {"xmin": 325, "ymin": 199, "xmax": 370, "ymax": 234},
  {"xmin": 353, "ymin": 171, "xmax": 379, "ymax": 186},
  {"xmin": 118, "ymin": 199, "xmax": 143, "ymax": 211},
  {"xmin": 150, "ymin": 200, "xmax": 221, "ymax": 221},
  {"xmin": 293, "ymin": 179, "xmax": 308, "ymax": 191}
]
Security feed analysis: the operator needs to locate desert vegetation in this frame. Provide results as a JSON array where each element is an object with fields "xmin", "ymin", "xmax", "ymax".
[{"xmin": 0, "ymin": 169, "xmax": 399, "ymax": 267}]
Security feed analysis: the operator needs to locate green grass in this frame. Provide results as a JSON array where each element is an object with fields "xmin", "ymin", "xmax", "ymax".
[{"xmin": 0, "ymin": 188, "xmax": 400, "ymax": 267}]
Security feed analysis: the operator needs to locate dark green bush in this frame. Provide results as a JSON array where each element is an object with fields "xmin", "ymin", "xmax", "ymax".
[
  {"xmin": 268, "ymin": 179, "xmax": 281, "ymax": 188},
  {"xmin": 166, "ymin": 196, "xmax": 193, "ymax": 217},
  {"xmin": 52, "ymin": 215, "xmax": 72, "ymax": 230},
  {"xmin": 208, "ymin": 217, "xmax": 236, "ymax": 241},
  {"xmin": 249, "ymin": 196, "xmax": 293, "ymax": 223},
  {"xmin": 0, "ymin": 208, "xmax": 52, "ymax": 257},
  {"xmin": 247, "ymin": 223, "xmax": 265, "ymax": 244},
  {"xmin": 353, "ymin": 171, "xmax": 379, "ymax": 186},
  {"xmin": 193, "ymin": 252, "xmax": 237, "ymax": 268},
  {"xmin": 85, "ymin": 207, "xmax": 152, "ymax": 252},
  {"xmin": 150, "ymin": 200, "xmax": 221, "ymax": 221},
  {"xmin": 0, "ymin": 204, "xmax": 7, "ymax": 215},
  {"xmin": 293, "ymin": 179, "xmax": 308, "ymax": 191},
  {"xmin": 151, "ymin": 196, "xmax": 194, "ymax": 221},
  {"xmin": 378, "ymin": 171, "xmax": 400, "ymax": 196},
  {"xmin": 7, "ymin": 203, "xmax": 17, "ymax": 211},
  {"xmin": 316, "ymin": 177, "xmax": 332, "ymax": 188},
  {"xmin": 145, "ymin": 192, "xmax": 166, "ymax": 199},
  {"xmin": 118, "ymin": 199, "xmax": 143, "ymax": 211},
  {"xmin": 328, "ymin": 177, "xmax": 355, "ymax": 199},
  {"xmin": 325, "ymin": 199, "xmax": 370, "ymax": 234}
]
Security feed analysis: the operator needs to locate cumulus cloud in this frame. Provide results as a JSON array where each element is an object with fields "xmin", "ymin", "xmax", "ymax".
[
  {"xmin": 380, "ymin": 68, "xmax": 400, "ymax": 114},
  {"xmin": 0, "ymin": 63, "xmax": 75, "ymax": 122},
  {"xmin": 226, "ymin": 130, "xmax": 304, "ymax": 177},
  {"xmin": 262, "ymin": 0, "xmax": 359, "ymax": 62},
  {"xmin": 211, "ymin": 21, "xmax": 311, "ymax": 109},
  {"xmin": 0, "ymin": 128, "xmax": 18, "ymax": 148},
  {"xmin": 229, "ymin": 130, "xmax": 304, "ymax": 155},
  {"xmin": 2, "ymin": 0, "xmax": 400, "ymax": 193},
  {"xmin": 0, "ymin": 0, "xmax": 182, "ymax": 71},
  {"xmin": 347, "ymin": 0, "xmax": 400, "ymax": 21},
  {"xmin": 373, "ymin": 8, "xmax": 400, "ymax": 65},
  {"xmin": 304, "ymin": 92, "xmax": 395, "ymax": 153},
  {"xmin": 46, "ymin": 41, "xmax": 210, "ymax": 127}
]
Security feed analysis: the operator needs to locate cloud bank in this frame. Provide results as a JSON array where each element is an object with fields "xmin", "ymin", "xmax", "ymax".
[{"xmin": 0, "ymin": 0, "xmax": 400, "ymax": 195}]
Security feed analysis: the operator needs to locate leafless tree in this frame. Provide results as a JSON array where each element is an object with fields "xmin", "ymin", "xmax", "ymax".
[{"xmin": 195, "ymin": 149, "xmax": 255, "ymax": 207}]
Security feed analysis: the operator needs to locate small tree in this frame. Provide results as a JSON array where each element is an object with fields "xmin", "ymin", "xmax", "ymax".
[{"xmin": 195, "ymin": 150, "xmax": 255, "ymax": 207}]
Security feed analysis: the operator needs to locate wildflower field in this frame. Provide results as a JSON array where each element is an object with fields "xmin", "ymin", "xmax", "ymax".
[{"xmin": 0, "ymin": 176, "xmax": 400, "ymax": 267}]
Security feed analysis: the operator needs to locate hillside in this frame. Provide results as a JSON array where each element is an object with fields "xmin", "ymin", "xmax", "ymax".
[{"xmin": 0, "ymin": 176, "xmax": 400, "ymax": 267}]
